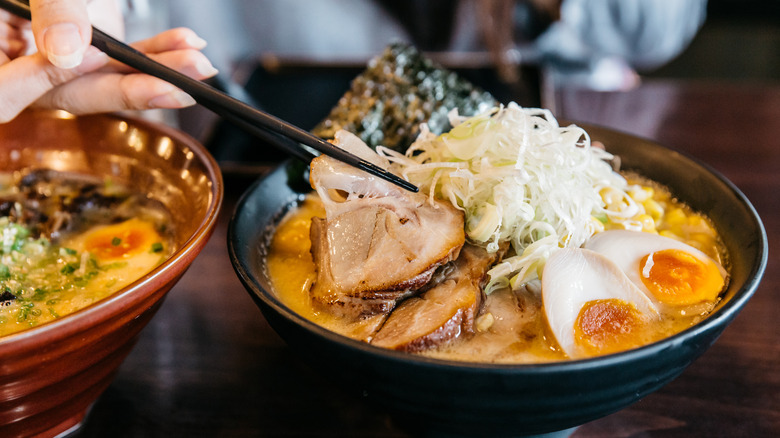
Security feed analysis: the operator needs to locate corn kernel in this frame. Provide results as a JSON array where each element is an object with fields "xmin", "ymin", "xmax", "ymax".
[
  {"xmin": 643, "ymin": 199, "xmax": 664, "ymax": 223},
  {"xmin": 636, "ymin": 214, "xmax": 656, "ymax": 233},
  {"xmin": 666, "ymin": 208, "xmax": 687, "ymax": 227},
  {"xmin": 689, "ymin": 232, "xmax": 716, "ymax": 251},
  {"xmin": 684, "ymin": 215, "xmax": 715, "ymax": 235},
  {"xmin": 687, "ymin": 215, "xmax": 704, "ymax": 228}
]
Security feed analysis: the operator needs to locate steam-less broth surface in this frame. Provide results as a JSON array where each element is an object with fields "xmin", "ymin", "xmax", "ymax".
[{"xmin": 0, "ymin": 170, "xmax": 174, "ymax": 337}]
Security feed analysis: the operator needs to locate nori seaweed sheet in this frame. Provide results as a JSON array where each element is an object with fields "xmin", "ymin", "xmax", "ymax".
[{"xmin": 311, "ymin": 43, "xmax": 497, "ymax": 153}]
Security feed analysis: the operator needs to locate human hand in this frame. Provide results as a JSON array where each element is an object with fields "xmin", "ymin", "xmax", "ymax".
[
  {"xmin": 0, "ymin": 0, "xmax": 217, "ymax": 122},
  {"xmin": 27, "ymin": 0, "xmax": 124, "ymax": 68}
]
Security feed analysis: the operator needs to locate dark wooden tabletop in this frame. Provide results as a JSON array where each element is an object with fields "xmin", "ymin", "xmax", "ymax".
[{"xmin": 74, "ymin": 79, "xmax": 779, "ymax": 437}]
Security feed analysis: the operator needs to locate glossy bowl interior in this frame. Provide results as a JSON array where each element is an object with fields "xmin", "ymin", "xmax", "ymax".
[
  {"xmin": 228, "ymin": 124, "xmax": 766, "ymax": 437},
  {"xmin": 0, "ymin": 110, "xmax": 222, "ymax": 438}
]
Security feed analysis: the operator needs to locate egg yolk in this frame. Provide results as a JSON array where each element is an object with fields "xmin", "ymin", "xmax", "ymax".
[
  {"xmin": 84, "ymin": 218, "xmax": 161, "ymax": 261},
  {"xmin": 639, "ymin": 249, "xmax": 724, "ymax": 306},
  {"xmin": 574, "ymin": 299, "xmax": 645, "ymax": 356}
]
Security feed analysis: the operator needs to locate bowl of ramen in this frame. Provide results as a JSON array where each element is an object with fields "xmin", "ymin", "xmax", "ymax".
[
  {"xmin": 228, "ymin": 104, "xmax": 766, "ymax": 437},
  {"xmin": 0, "ymin": 109, "xmax": 222, "ymax": 437}
]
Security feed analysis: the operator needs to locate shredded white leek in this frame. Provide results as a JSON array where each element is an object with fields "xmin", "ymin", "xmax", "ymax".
[{"xmin": 379, "ymin": 103, "xmax": 637, "ymax": 292}]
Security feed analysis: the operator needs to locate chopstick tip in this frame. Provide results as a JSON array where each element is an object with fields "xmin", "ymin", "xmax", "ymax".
[
  {"xmin": 357, "ymin": 160, "xmax": 419, "ymax": 193},
  {"xmin": 394, "ymin": 176, "xmax": 419, "ymax": 193}
]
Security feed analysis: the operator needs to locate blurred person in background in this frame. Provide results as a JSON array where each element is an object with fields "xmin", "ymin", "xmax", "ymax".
[
  {"xmin": 0, "ymin": 0, "xmax": 706, "ymax": 123},
  {"xmin": 382, "ymin": 0, "xmax": 708, "ymax": 91},
  {"xmin": 532, "ymin": 0, "xmax": 708, "ymax": 90},
  {"xmin": 0, "ymin": 0, "xmax": 217, "ymax": 123},
  {"xmin": 162, "ymin": 0, "xmax": 706, "ymax": 92}
]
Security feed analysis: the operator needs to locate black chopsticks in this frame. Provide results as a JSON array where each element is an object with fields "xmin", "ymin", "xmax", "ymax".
[{"xmin": 0, "ymin": 0, "xmax": 418, "ymax": 193}]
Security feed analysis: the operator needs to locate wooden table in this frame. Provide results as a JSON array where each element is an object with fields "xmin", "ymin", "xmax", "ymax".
[{"xmin": 74, "ymin": 79, "xmax": 780, "ymax": 437}]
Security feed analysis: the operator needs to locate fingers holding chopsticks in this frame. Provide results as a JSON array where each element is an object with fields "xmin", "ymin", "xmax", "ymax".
[
  {"xmin": 32, "ymin": 29, "xmax": 218, "ymax": 114},
  {"xmin": 100, "ymin": 27, "xmax": 218, "ymax": 79},
  {"xmin": 0, "ymin": 46, "xmax": 110, "ymax": 122},
  {"xmin": 0, "ymin": 27, "xmax": 217, "ymax": 121},
  {"xmin": 130, "ymin": 27, "xmax": 208, "ymax": 54},
  {"xmin": 0, "ymin": 0, "xmax": 218, "ymax": 122}
]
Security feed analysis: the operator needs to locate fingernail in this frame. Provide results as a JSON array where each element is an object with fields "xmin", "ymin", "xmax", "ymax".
[
  {"xmin": 195, "ymin": 58, "xmax": 219, "ymax": 77},
  {"xmin": 148, "ymin": 90, "xmax": 196, "ymax": 108},
  {"xmin": 42, "ymin": 22, "xmax": 86, "ymax": 69},
  {"xmin": 185, "ymin": 34, "xmax": 208, "ymax": 49},
  {"xmin": 75, "ymin": 47, "xmax": 109, "ymax": 73}
]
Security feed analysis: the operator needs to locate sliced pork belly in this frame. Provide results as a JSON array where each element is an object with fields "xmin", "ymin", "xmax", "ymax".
[
  {"xmin": 370, "ymin": 244, "xmax": 501, "ymax": 352},
  {"xmin": 309, "ymin": 131, "xmax": 465, "ymax": 319}
]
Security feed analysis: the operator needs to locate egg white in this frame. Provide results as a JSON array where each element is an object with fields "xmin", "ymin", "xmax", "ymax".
[
  {"xmin": 541, "ymin": 247, "xmax": 659, "ymax": 359},
  {"xmin": 584, "ymin": 230, "xmax": 727, "ymax": 306}
]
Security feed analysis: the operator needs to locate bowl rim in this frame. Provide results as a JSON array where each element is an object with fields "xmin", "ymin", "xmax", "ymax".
[
  {"xmin": 228, "ymin": 122, "xmax": 768, "ymax": 373},
  {"xmin": 0, "ymin": 111, "xmax": 224, "ymax": 350}
]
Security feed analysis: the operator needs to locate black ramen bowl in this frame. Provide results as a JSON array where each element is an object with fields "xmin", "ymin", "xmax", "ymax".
[{"xmin": 228, "ymin": 124, "xmax": 767, "ymax": 437}]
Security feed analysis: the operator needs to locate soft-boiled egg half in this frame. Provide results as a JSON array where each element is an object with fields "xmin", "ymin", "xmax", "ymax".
[
  {"xmin": 65, "ymin": 218, "xmax": 169, "ymax": 293},
  {"xmin": 584, "ymin": 230, "xmax": 727, "ymax": 308},
  {"xmin": 542, "ymin": 248, "xmax": 660, "ymax": 359},
  {"xmin": 81, "ymin": 218, "xmax": 162, "ymax": 261}
]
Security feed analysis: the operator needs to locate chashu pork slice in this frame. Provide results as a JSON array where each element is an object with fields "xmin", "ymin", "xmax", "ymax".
[
  {"xmin": 370, "ymin": 244, "xmax": 502, "ymax": 352},
  {"xmin": 308, "ymin": 131, "xmax": 465, "ymax": 319}
]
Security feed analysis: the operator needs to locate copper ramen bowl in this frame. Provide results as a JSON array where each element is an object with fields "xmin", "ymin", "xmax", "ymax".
[
  {"xmin": 229, "ymin": 124, "xmax": 767, "ymax": 437},
  {"xmin": 0, "ymin": 110, "xmax": 222, "ymax": 437}
]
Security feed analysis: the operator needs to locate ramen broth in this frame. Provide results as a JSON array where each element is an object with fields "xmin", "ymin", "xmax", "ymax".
[
  {"xmin": 266, "ymin": 176, "xmax": 727, "ymax": 363},
  {"xmin": 0, "ymin": 170, "xmax": 174, "ymax": 337}
]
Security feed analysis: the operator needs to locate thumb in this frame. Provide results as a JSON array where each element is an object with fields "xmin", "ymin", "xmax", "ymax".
[{"xmin": 29, "ymin": 0, "xmax": 91, "ymax": 68}]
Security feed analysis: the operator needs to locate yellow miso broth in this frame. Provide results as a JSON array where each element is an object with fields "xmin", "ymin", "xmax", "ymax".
[{"xmin": 0, "ymin": 169, "xmax": 174, "ymax": 337}]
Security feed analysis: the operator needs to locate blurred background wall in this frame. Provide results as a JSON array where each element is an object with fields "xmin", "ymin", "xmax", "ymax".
[{"xmin": 647, "ymin": 0, "xmax": 779, "ymax": 84}]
